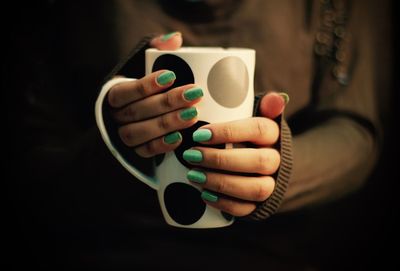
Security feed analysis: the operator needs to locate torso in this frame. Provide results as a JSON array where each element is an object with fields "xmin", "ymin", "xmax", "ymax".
[{"xmin": 113, "ymin": 0, "xmax": 321, "ymax": 117}]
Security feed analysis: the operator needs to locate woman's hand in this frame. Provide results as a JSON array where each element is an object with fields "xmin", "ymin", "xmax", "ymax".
[
  {"xmin": 184, "ymin": 92, "xmax": 288, "ymax": 217},
  {"xmin": 108, "ymin": 32, "xmax": 204, "ymax": 157}
]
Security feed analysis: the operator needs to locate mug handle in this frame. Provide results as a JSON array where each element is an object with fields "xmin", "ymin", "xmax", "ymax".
[{"xmin": 95, "ymin": 77, "xmax": 159, "ymax": 190}]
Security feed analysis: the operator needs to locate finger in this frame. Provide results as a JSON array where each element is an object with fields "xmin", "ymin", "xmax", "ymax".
[
  {"xmin": 134, "ymin": 131, "xmax": 182, "ymax": 158},
  {"xmin": 113, "ymin": 84, "xmax": 203, "ymax": 124},
  {"xmin": 183, "ymin": 147, "xmax": 281, "ymax": 175},
  {"xmin": 187, "ymin": 169, "xmax": 275, "ymax": 202},
  {"xmin": 193, "ymin": 117, "xmax": 279, "ymax": 146},
  {"xmin": 150, "ymin": 32, "xmax": 183, "ymax": 51},
  {"xmin": 259, "ymin": 92, "xmax": 289, "ymax": 119},
  {"xmin": 108, "ymin": 70, "xmax": 176, "ymax": 108},
  {"xmin": 200, "ymin": 190, "xmax": 256, "ymax": 217},
  {"xmin": 118, "ymin": 107, "xmax": 198, "ymax": 147}
]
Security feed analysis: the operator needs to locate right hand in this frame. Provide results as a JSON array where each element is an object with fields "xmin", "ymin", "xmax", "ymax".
[{"xmin": 107, "ymin": 32, "xmax": 203, "ymax": 158}]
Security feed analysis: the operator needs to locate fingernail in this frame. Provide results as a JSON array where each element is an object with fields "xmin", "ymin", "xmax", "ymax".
[
  {"xmin": 278, "ymin": 92, "xmax": 290, "ymax": 105},
  {"xmin": 193, "ymin": 129, "xmax": 212, "ymax": 142},
  {"xmin": 180, "ymin": 107, "xmax": 197, "ymax": 121},
  {"xmin": 187, "ymin": 169, "xmax": 207, "ymax": 184},
  {"xmin": 183, "ymin": 149, "xmax": 203, "ymax": 163},
  {"xmin": 201, "ymin": 190, "xmax": 218, "ymax": 202},
  {"xmin": 157, "ymin": 71, "xmax": 176, "ymax": 86},
  {"xmin": 183, "ymin": 87, "xmax": 203, "ymax": 101},
  {"xmin": 160, "ymin": 31, "xmax": 180, "ymax": 42},
  {"xmin": 163, "ymin": 131, "xmax": 182, "ymax": 144}
]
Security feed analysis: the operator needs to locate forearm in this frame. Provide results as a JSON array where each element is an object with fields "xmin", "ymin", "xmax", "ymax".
[{"xmin": 279, "ymin": 117, "xmax": 378, "ymax": 212}]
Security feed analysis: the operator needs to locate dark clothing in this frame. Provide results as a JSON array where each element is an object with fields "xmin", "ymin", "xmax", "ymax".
[
  {"xmin": 6, "ymin": 0, "xmax": 394, "ymax": 270},
  {"xmin": 93, "ymin": 0, "xmax": 385, "ymax": 212}
]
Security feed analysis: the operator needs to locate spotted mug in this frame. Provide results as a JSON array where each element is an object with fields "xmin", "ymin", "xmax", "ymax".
[{"xmin": 96, "ymin": 47, "xmax": 255, "ymax": 228}]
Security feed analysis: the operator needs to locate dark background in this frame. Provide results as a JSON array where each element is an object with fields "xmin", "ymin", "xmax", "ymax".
[{"xmin": 4, "ymin": 1, "xmax": 399, "ymax": 270}]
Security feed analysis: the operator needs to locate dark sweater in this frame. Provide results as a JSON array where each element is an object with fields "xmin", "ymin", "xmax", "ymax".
[{"xmin": 104, "ymin": 0, "xmax": 383, "ymax": 214}]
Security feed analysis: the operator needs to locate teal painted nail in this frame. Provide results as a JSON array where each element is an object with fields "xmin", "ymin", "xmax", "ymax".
[
  {"xmin": 163, "ymin": 132, "xmax": 182, "ymax": 144},
  {"xmin": 183, "ymin": 149, "xmax": 203, "ymax": 163},
  {"xmin": 180, "ymin": 107, "xmax": 197, "ymax": 121},
  {"xmin": 193, "ymin": 129, "xmax": 212, "ymax": 142},
  {"xmin": 201, "ymin": 191, "xmax": 218, "ymax": 202},
  {"xmin": 183, "ymin": 87, "xmax": 203, "ymax": 101},
  {"xmin": 161, "ymin": 32, "xmax": 180, "ymax": 42},
  {"xmin": 278, "ymin": 92, "xmax": 290, "ymax": 105},
  {"xmin": 187, "ymin": 170, "xmax": 207, "ymax": 184},
  {"xmin": 157, "ymin": 71, "xmax": 176, "ymax": 86}
]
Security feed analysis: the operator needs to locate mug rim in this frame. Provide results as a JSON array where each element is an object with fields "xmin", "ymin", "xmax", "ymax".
[{"xmin": 146, "ymin": 47, "xmax": 255, "ymax": 54}]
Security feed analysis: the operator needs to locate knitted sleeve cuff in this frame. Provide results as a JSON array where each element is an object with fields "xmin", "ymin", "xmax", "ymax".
[{"xmin": 246, "ymin": 95, "xmax": 293, "ymax": 220}]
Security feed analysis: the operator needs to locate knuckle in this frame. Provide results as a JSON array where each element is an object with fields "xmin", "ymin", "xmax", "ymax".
[
  {"xmin": 270, "ymin": 149, "xmax": 281, "ymax": 172},
  {"xmin": 157, "ymin": 114, "xmax": 172, "ymax": 131},
  {"xmin": 214, "ymin": 175, "xmax": 227, "ymax": 194},
  {"xmin": 221, "ymin": 125, "xmax": 234, "ymax": 141},
  {"xmin": 135, "ymin": 140, "xmax": 162, "ymax": 158},
  {"xmin": 123, "ymin": 105, "xmax": 137, "ymax": 121},
  {"xmin": 255, "ymin": 118, "xmax": 270, "ymax": 139},
  {"xmin": 269, "ymin": 121, "xmax": 280, "ymax": 142},
  {"xmin": 161, "ymin": 91, "xmax": 174, "ymax": 110},
  {"xmin": 255, "ymin": 118, "xmax": 279, "ymax": 144},
  {"xmin": 257, "ymin": 149, "xmax": 281, "ymax": 174},
  {"xmin": 213, "ymin": 151, "xmax": 226, "ymax": 168},
  {"xmin": 253, "ymin": 178, "xmax": 273, "ymax": 201},
  {"xmin": 257, "ymin": 151, "xmax": 272, "ymax": 173},
  {"xmin": 137, "ymin": 81, "xmax": 148, "ymax": 98},
  {"xmin": 118, "ymin": 127, "xmax": 135, "ymax": 147},
  {"xmin": 143, "ymin": 140, "xmax": 158, "ymax": 158},
  {"xmin": 220, "ymin": 201, "xmax": 237, "ymax": 216}
]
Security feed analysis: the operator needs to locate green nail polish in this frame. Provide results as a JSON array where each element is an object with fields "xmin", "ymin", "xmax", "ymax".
[
  {"xmin": 163, "ymin": 132, "xmax": 182, "ymax": 144},
  {"xmin": 193, "ymin": 129, "xmax": 212, "ymax": 142},
  {"xmin": 201, "ymin": 191, "xmax": 218, "ymax": 202},
  {"xmin": 278, "ymin": 92, "xmax": 290, "ymax": 105},
  {"xmin": 187, "ymin": 170, "xmax": 207, "ymax": 184},
  {"xmin": 183, "ymin": 87, "xmax": 203, "ymax": 101},
  {"xmin": 180, "ymin": 107, "xmax": 197, "ymax": 121},
  {"xmin": 183, "ymin": 149, "xmax": 203, "ymax": 163},
  {"xmin": 157, "ymin": 71, "xmax": 176, "ymax": 86},
  {"xmin": 161, "ymin": 32, "xmax": 179, "ymax": 42}
]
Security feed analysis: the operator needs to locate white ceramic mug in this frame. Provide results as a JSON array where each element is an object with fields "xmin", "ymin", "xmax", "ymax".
[{"xmin": 96, "ymin": 47, "xmax": 255, "ymax": 228}]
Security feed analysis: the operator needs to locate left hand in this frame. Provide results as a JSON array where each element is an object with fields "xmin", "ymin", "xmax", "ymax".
[{"xmin": 183, "ymin": 92, "xmax": 288, "ymax": 217}]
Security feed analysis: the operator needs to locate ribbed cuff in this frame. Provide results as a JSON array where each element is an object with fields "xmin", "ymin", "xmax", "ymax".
[
  {"xmin": 246, "ymin": 95, "xmax": 293, "ymax": 220},
  {"xmin": 247, "ymin": 116, "xmax": 293, "ymax": 220}
]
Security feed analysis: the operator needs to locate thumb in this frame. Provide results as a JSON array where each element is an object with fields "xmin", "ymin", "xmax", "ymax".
[
  {"xmin": 150, "ymin": 32, "xmax": 183, "ymax": 51},
  {"xmin": 259, "ymin": 92, "xmax": 289, "ymax": 119}
]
